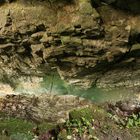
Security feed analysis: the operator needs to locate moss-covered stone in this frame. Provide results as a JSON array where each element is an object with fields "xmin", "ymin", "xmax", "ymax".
[
  {"xmin": 79, "ymin": 1, "xmax": 93, "ymax": 15},
  {"xmin": 69, "ymin": 107, "xmax": 94, "ymax": 121},
  {"xmin": 57, "ymin": 129, "xmax": 68, "ymax": 140},
  {"xmin": 61, "ymin": 36, "xmax": 71, "ymax": 45},
  {"xmin": 0, "ymin": 112, "xmax": 56, "ymax": 139},
  {"xmin": 0, "ymin": 135, "xmax": 10, "ymax": 140},
  {"xmin": 70, "ymin": 37, "xmax": 82, "ymax": 45}
]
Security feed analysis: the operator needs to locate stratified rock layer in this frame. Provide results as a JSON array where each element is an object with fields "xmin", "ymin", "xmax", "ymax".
[{"xmin": 0, "ymin": 0, "xmax": 140, "ymax": 91}]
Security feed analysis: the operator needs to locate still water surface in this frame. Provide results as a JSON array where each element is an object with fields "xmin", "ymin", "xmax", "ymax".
[{"xmin": 13, "ymin": 73, "xmax": 138, "ymax": 103}]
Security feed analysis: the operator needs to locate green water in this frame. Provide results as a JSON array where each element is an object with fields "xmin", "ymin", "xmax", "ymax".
[
  {"xmin": 16, "ymin": 73, "xmax": 136, "ymax": 102},
  {"xmin": 38, "ymin": 73, "xmax": 137, "ymax": 103}
]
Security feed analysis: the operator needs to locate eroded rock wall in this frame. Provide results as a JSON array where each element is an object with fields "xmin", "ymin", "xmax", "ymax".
[{"xmin": 0, "ymin": 0, "xmax": 140, "ymax": 91}]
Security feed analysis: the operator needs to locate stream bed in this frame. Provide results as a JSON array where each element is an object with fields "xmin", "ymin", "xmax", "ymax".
[{"xmin": 0, "ymin": 72, "xmax": 139, "ymax": 103}]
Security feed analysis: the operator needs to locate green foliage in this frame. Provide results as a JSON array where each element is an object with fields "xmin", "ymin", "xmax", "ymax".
[
  {"xmin": 0, "ymin": 135, "xmax": 11, "ymax": 140},
  {"xmin": 65, "ymin": 117, "xmax": 93, "ymax": 136},
  {"xmin": 0, "ymin": 118, "xmax": 34, "ymax": 135},
  {"xmin": 11, "ymin": 133, "xmax": 33, "ymax": 140},
  {"xmin": 0, "ymin": 114, "xmax": 56, "ymax": 140},
  {"xmin": 125, "ymin": 114, "xmax": 140, "ymax": 128},
  {"xmin": 58, "ymin": 117, "xmax": 98, "ymax": 139},
  {"xmin": 57, "ymin": 107, "xmax": 105, "ymax": 139},
  {"xmin": 108, "ymin": 112, "xmax": 140, "ymax": 129}
]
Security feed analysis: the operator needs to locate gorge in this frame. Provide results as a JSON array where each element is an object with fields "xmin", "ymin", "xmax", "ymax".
[
  {"xmin": 0, "ymin": 0, "xmax": 140, "ymax": 139},
  {"xmin": 0, "ymin": 0, "xmax": 140, "ymax": 94}
]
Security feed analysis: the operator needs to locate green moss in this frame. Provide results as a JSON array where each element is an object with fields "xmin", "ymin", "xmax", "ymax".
[
  {"xmin": 69, "ymin": 107, "xmax": 94, "ymax": 121},
  {"xmin": 69, "ymin": 105, "xmax": 107, "ymax": 121},
  {"xmin": 79, "ymin": 1, "xmax": 93, "ymax": 15},
  {"xmin": 57, "ymin": 107, "xmax": 104, "ymax": 139},
  {"xmin": 57, "ymin": 130, "xmax": 68, "ymax": 140},
  {"xmin": 0, "ymin": 118, "xmax": 34, "ymax": 135},
  {"xmin": 0, "ymin": 135, "xmax": 10, "ymax": 140},
  {"xmin": 0, "ymin": 112, "xmax": 56, "ymax": 139},
  {"xmin": 61, "ymin": 36, "xmax": 71, "ymax": 45}
]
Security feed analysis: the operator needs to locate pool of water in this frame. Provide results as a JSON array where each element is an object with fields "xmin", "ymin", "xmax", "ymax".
[{"xmin": 12, "ymin": 72, "xmax": 138, "ymax": 103}]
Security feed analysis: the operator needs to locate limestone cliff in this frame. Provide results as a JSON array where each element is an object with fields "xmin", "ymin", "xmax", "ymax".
[{"xmin": 0, "ymin": 0, "xmax": 140, "ymax": 91}]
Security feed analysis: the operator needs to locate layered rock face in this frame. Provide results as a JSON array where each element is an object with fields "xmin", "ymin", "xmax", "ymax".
[{"xmin": 0, "ymin": 0, "xmax": 140, "ymax": 91}]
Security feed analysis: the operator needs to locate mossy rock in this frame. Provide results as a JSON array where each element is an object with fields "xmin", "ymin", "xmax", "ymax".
[
  {"xmin": 0, "ymin": 112, "xmax": 56, "ymax": 139},
  {"xmin": 0, "ymin": 135, "xmax": 11, "ymax": 140},
  {"xmin": 79, "ymin": 1, "xmax": 93, "ymax": 15},
  {"xmin": 57, "ymin": 130, "xmax": 68, "ymax": 140},
  {"xmin": 69, "ymin": 107, "xmax": 94, "ymax": 121}
]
